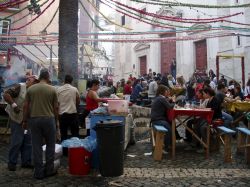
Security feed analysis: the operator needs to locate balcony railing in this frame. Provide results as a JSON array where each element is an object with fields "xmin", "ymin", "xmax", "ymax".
[
  {"xmin": 0, "ymin": 0, "xmax": 20, "ymax": 10},
  {"xmin": 0, "ymin": 37, "xmax": 17, "ymax": 51}
]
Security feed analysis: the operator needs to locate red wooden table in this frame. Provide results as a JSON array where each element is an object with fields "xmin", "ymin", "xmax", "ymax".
[{"xmin": 167, "ymin": 108, "xmax": 214, "ymax": 159}]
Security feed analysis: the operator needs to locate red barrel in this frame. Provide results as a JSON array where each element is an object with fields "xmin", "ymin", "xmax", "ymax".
[{"xmin": 68, "ymin": 147, "xmax": 92, "ymax": 175}]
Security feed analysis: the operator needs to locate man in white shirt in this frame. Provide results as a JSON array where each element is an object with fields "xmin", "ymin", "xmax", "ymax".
[{"xmin": 57, "ymin": 75, "xmax": 80, "ymax": 143}]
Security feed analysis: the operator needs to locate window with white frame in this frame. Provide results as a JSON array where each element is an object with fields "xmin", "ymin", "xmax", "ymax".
[{"xmin": 0, "ymin": 19, "xmax": 10, "ymax": 34}]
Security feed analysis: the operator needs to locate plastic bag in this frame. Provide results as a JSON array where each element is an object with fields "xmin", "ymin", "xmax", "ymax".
[{"xmin": 61, "ymin": 136, "xmax": 97, "ymax": 152}]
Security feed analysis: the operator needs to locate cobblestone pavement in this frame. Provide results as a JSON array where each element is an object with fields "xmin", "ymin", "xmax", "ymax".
[{"xmin": 0, "ymin": 137, "xmax": 250, "ymax": 187}]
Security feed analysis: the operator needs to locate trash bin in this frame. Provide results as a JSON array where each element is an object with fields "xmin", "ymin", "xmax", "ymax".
[
  {"xmin": 95, "ymin": 120, "xmax": 124, "ymax": 177},
  {"xmin": 68, "ymin": 147, "xmax": 92, "ymax": 175}
]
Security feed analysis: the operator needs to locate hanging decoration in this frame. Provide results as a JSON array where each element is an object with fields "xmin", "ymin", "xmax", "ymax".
[
  {"xmin": 130, "ymin": 0, "xmax": 250, "ymax": 8},
  {"xmin": 99, "ymin": 0, "xmax": 174, "ymax": 29},
  {"xmin": 11, "ymin": 0, "xmax": 55, "ymax": 31},
  {"xmin": 79, "ymin": 33, "xmax": 236, "ymax": 43},
  {"xmin": 3, "ymin": 0, "xmax": 50, "ymax": 29},
  {"xmin": 1, "ymin": 0, "xmax": 43, "ymax": 21},
  {"xmin": 100, "ymin": 0, "xmax": 250, "ymax": 30},
  {"xmin": 0, "ymin": 38, "xmax": 58, "ymax": 45},
  {"xmin": 106, "ymin": 0, "xmax": 249, "ymax": 27},
  {"xmin": 85, "ymin": 0, "xmax": 132, "ymax": 30},
  {"xmin": 109, "ymin": 0, "xmax": 243, "ymax": 22},
  {"xmin": 0, "ymin": 0, "xmax": 28, "ymax": 11}
]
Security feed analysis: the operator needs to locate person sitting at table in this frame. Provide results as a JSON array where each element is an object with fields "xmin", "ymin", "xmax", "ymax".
[
  {"xmin": 244, "ymin": 78, "xmax": 250, "ymax": 100},
  {"xmin": 216, "ymin": 83, "xmax": 234, "ymax": 128},
  {"xmin": 151, "ymin": 85, "xmax": 175, "ymax": 153},
  {"xmin": 196, "ymin": 87, "xmax": 222, "ymax": 153},
  {"xmin": 233, "ymin": 85, "xmax": 244, "ymax": 101},
  {"xmin": 184, "ymin": 89, "xmax": 208, "ymax": 149}
]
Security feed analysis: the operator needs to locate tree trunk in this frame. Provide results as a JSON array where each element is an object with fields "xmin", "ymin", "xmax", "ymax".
[{"xmin": 58, "ymin": 0, "xmax": 78, "ymax": 87}]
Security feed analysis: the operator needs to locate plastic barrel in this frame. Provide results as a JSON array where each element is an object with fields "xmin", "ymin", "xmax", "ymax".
[
  {"xmin": 95, "ymin": 120, "xmax": 124, "ymax": 177},
  {"xmin": 68, "ymin": 147, "xmax": 92, "ymax": 175}
]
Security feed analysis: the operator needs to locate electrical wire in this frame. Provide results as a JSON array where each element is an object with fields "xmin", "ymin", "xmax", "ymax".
[
  {"xmin": 41, "ymin": 6, "xmax": 59, "ymax": 32},
  {"xmin": 85, "ymin": 0, "xmax": 132, "ymax": 30},
  {"xmin": 11, "ymin": 0, "xmax": 55, "ymax": 31},
  {"xmin": 79, "ymin": 0, "xmax": 105, "ymax": 31}
]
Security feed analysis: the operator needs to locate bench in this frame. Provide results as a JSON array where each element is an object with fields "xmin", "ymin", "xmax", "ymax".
[
  {"xmin": 236, "ymin": 127, "xmax": 250, "ymax": 164},
  {"xmin": 217, "ymin": 126, "xmax": 236, "ymax": 163},
  {"xmin": 151, "ymin": 125, "xmax": 168, "ymax": 161}
]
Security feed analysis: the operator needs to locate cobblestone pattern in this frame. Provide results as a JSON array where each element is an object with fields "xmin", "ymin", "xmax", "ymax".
[{"xmin": 0, "ymin": 138, "xmax": 250, "ymax": 186}]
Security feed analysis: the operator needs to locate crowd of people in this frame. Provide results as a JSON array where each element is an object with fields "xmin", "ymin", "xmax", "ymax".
[
  {"xmin": 2, "ymin": 66, "xmax": 250, "ymax": 179},
  {"xmin": 108, "ymin": 69, "xmax": 250, "ymax": 153}
]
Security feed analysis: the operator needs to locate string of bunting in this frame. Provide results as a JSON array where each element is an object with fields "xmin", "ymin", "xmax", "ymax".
[
  {"xmin": 0, "ymin": 38, "xmax": 58, "ymax": 45},
  {"xmin": 100, "ymin": 0, "xmax": 174, "ymax": 28},
  {"xmin": 0, "ymin": 0, "xmax": 43, "ymax": 21},
  {"xmin": 130, "ymin": 0, "xmax": 250, "ymax": 8},
  {"xmin": 2, "ymin": 0, "xmax": 50, "ymax": 28},
  {"xmin": 108, "ymin": 0, "xmax": 243, "ymax": 23},
  {"xmin": 2, "ymin": 33, "xmax": 250, "ymax": 44},
  {"xmin": 0, "ymin": 0, "xmax": 28, "ymax": 11},
  {"xmin": 79, "ymin": 33, "xmax": 236, "ymax": 43},
  {"xmin": 11, "ymin": 0, "xmax": 55, "ymax": 31},
  {"xmin": 86, "ymin": 0, "xmax": 132, "ymax": 30},
  {"xmin": 100, "ymin": 0, "xmax": 250, "ymax": 30}
]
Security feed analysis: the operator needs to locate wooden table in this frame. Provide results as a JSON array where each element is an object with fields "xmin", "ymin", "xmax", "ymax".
[{"xmin": 168, "ymin": 108, "xmax": 214, "ymax": 159}]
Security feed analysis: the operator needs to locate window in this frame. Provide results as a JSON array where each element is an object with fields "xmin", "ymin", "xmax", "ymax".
[
  {"xmin": 0, "ymin": 20, "xmax": 10, "ymax": 34},
  {"xmin": 235, "ymin": 0, "xmax": 239, "ymax": 3},
  {"xmin": 237, "ymin": 36, "xmax": 241, "ymax": 46},
  {"xmin": 121, "ymin": 15, "xmax": 125, "ymax": 25}
]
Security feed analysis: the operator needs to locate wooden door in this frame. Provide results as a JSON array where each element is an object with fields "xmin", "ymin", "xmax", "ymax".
[
  {"xmin": 160, "ymin": 33, "xmax": 176, "ymax": 75},
  {"xmin": 195, "ymin": 40, "xmax": 207, "ymax": 71},
  {"xmin": 139, "ymin": 56, "xmax": 147, "ymax": 76}
]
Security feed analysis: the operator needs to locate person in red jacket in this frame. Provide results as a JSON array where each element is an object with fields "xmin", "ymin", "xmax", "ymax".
[{"xmin": 124, "ymin": 80, "xmax": 132, "ymax": 95}]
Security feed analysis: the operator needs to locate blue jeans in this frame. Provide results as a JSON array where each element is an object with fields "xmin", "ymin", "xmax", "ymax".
[
  {"xmin": 8, "ymin": 120, "xmax": 32, "ymax": 166},
  {"xmin": 152, "ymin": 120, "xmax": 171, "ymax": 150},
  {"xmin": 29, "ymin": 117, "xmax": 56, "ymax": 179},
  {"xmin": 222, "ymin": 112, "xmax": 233, "ymax": 127}
]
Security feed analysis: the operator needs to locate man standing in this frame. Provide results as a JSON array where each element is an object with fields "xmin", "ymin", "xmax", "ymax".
[
  {"xmin": 23, "ymin": 69, "xmax": 59, "ymax": 179},
  {"xmin": 4, "ymin": 75, "xmax": 39, "ymax": 171},
  {"xmin": 57, "ymin": 75, "xmax": 80, "ymax": 143},
  {"xmin": 170, "ymin": 58, "xmax": 176, "ymax": 80}
]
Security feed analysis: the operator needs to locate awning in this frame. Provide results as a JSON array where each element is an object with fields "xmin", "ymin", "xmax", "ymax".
[{"xmin": 14, "ymin": 44, "xmax": 58, "ymax": 67}]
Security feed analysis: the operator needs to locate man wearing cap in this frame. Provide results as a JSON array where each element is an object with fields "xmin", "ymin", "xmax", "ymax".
[
  {"xmin": 3, "ymin": 75, "xmax": 39, "ymax": 171},
  {"xmin": 23, "ymin": 69, "xmax": 59, "ymax": 179}
]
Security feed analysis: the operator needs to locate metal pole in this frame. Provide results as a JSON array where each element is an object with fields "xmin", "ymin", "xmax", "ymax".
[
  {"xmin": 50, "ymin": 45, "xmax": 53, "ymax": 79},
  {"xmin": 241, "ymin": 56, "xmax": 245, "ymax": 89},
  {"xmin": 216, "ymin": 55, "xmax": 219, "ymax": 82},
  {"xmin": 81, "ymin": 44, "xmax": 85, "ymax": 78}
]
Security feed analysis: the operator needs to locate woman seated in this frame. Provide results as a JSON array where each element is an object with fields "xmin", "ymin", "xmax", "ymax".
[
  {"xmin": 151, "ymin": 85, "xmax": 175, "ymax": 152},
  {"xmin": 185, "ymin": 89, "xmax": 208, "ymax": 145},
  {"xmin": 196, "ymin": 87, "xmax": 222, "ymax": 152}
]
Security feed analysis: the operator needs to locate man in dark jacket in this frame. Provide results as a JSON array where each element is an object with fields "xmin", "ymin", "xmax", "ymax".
[{"xmin": 151, "ymin": 85, "xmax": 175, "ymax": 152}]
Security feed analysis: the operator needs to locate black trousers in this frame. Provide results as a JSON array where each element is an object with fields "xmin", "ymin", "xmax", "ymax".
[{"xmin": 59, "ymin": 113, "xmax": 79, "ymax": 142}]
